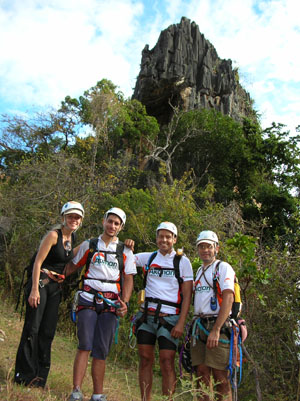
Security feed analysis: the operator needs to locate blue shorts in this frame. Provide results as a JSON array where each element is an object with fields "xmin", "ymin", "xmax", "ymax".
[
  {"xmin": 76, "ymin": 296, "xmax": 118, "ymax": 360},
  {"xmin": 135, "ymin": 311, "xmax": 180, "ymax": 348}
]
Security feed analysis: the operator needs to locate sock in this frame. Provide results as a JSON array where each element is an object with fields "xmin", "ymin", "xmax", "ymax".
[{"xmin": 92, "ymin": 394, "xmax": 103, "ymax": 400}]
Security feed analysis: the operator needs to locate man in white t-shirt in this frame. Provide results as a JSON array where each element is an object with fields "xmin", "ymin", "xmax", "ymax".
[
  {"xmin": 191, "ymin": 230, "xmax": 235, "ymax": 401},
  {"xmin": 66, "ymin": 208, "xmax": 136, "ymax": 401},
  {"xmin": 134, "ymin": 222, "xmax": 193, "ymax": 401}
]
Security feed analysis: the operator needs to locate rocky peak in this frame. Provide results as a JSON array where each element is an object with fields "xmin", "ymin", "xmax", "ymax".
[{"xmin": 133, "ymin": 17, "xmax": 255, "ymax": 125}]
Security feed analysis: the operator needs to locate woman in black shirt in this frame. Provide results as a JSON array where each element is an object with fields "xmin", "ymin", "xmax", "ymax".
[{"xmin": 14, "ymin": 201, "xmax": 84, "ymax": 388}]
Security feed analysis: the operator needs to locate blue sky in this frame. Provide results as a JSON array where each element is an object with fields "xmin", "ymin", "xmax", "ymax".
[{"xmin": 0, "ymin": 0, "xmax": 299, "ymax": 134}]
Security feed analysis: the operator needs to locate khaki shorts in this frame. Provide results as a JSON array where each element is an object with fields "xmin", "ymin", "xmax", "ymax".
[{"xmin": 191, "ymin": 321, "xmax": 230, "ymax": 371}]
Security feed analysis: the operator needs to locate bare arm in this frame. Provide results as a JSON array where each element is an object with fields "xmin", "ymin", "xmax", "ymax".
[
  {"xmin": 29, "ymin": 231, "xmax": 58, "ymax": 308},
  {"xmin": 64, "ymin": 261, "xmax": 81, "ymax": 277},
  {"xmin": 116, "ymin": 273, "xmax": 134, "ymax": 318},
  {"xmin": 121, "ymin": 273, "xmax": 134, "ymax": 304},
  {"xmin": 171, "ymin": 280, "xmax": 193, "ymax": 338},
  {"xmin": 206, "ymin": 289, "xmax": 234, "ymax": 349},
  {"xmin": 123, "ymin": 239, "xmax": 135, "ymax": 252},
  {"xmin": 72, "ymin": 244, "xmax": 81, "ymax": 258}
]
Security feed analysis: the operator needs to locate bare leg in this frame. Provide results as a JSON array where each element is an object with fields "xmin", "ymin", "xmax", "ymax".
[
  {"xmin": 195, "ymin": 364, "xmax": 211, "ymax": 401},
  {"xmin": 159, "ymin": 349, "xmax": 176, "ymax": 398},
  {"xmin": 91, "ymin": 358, "xmax": 106, "ymax": 394},
  {"xmin": 212, "ymin": 368, "xmax": 232, "ymax": 401},
  {"xmin": 138, "ymin": 344, "xmax": 155, "ymax": 401},
  {"xmin": 72, "ymin": 349, "xmax": 90, "ymax": 389}
]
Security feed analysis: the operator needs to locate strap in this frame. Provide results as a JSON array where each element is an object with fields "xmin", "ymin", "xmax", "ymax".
[
  {"xmin": 229, "ymin": 324, "xmax": 243, "ymax": 389},
  {"xmin": 213, "ymin": 260, "xmax": 221, "ymax": 293},
  {"xmin": 84, "ymin": 237, "xmax": 98, "ymax": 275},
  {"xmin": 142, "ymin": 252, "xmax": 183, "ymax": 318},
  {"xmin": 158, "ymin": 316, "xmax": 175, "ymax": 332},
  {"xmin": 143, "ymin": 251, "xmax": 158, "ymax": 287},
  {"xmin": 173, "ymin": 254, "xmax": 183, "ymax": 285},
  {"xmin": 82, "ymin": 238, "xmax": 124, "ymax": 289},
  {"xmin": 195, "ymin": 261, "xmax": 217, "ymax": 290},
  {"xmin": 192, "ymin": 318, "xmax": 230, "ymax": 345},
  {"xmin": 144, "ymin": 251, "xmax": 183, "ymax": 287},
  {"xmin": 115, "ymin": 241, "xmax": 124, "ymax": 290},
  {"xmin": 145, "ymin": 296, "xmax": 181, "ymax": 309}
]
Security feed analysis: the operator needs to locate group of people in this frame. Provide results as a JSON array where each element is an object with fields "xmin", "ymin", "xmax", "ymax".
[{"xmin": 14, "ymin": 202, "xmax": 236, "ymax": 401}]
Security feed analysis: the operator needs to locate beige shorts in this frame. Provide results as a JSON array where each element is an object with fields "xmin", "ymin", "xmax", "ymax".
[{"xmin": 191, "ymin": 322, "xmax": 230, "ymax": 371}]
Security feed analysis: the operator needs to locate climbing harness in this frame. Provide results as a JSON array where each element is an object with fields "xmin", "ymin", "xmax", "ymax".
[
  {"xmin": 128, "ymin": 249, "xmax": 184, "ymax": 348},
  {"xmin": 140, "ymin": 249, "xmax": 183, "ymax": 322},
  {"xmin": 79, "ymin": 238, "xmax": 125, "ymax": 289},
  {"xmin": 212, "ymin": 261, "xmax": 242, "ymax": 320},
  {"xmin": 16, "ymin": 230, "xmax": 75, "ymax": 314},
  {"xmin": 71, "ymin": 237, "xmax": 124, "ymax": 319},
  {"xmin": 191, "ymin": 316, "xmax": 246, "ymax": 396},
  {"xmin": 71, "ymin": 290, "xmax": 121, "ymax": 344},
  {"xmin": 191, "ymin": 318, "xmax": 230, "ymax": 345}
]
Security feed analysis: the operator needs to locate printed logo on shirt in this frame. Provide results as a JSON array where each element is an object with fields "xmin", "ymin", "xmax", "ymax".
[
  {"xmin": 195, "ymin": 285, "xmax": 211, "ymax": 292},
  {"xmin": 91, "ymin": 252, "xmax": 119, "ymax": 270},
  {"xmin": 149, "ymin": 268, "xmax": 175, "ymax": 277}
]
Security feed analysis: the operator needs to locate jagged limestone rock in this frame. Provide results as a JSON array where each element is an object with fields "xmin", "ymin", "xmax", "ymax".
[{"xmin": 133, "ymin": 17, "xmax": 255, "ymax": 125}]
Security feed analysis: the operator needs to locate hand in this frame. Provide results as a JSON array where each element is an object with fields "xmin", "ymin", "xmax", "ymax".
[
  {"xmin": 171, "ymin": 321, "xmax": 184, "ymax": 338},
  {"xmin": 28, "ymin": 288, "xmax": 40, "ymax": 308},
  {"xmin": 124, "ymin": 239, "xmax": 135, "ymax": 251},
  {"xmin": 116, "ymin": 299, "xmax": 128, "ymax": 318},
  {"xmin": 206, "ymin": 328, "xmax": 220, "ymax": 349},
  {"xmin": 48, "ymin": 271, "xmax": 65, "ymax": 283}
]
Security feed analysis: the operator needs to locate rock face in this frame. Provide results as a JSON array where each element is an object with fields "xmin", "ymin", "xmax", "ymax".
[{"xmin": 133, "ymin": 17, "xmax": 255, "ymax": 125}]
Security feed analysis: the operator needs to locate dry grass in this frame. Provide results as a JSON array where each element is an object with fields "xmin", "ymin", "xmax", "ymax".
[
  {"xmin": 0, "ymin": 296, "xmax": 142, "ymax": 401},
  {"xmin": 0, "ymin": 295, "xmax": 196, "ymax": 401}
]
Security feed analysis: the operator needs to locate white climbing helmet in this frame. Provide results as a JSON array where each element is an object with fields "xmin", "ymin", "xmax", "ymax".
[
  {"xmin": 196, "ymin": 230, "xmax": 218, "ymax": 246},
  {"xmin": 156, "ymin": 222, "xmax": 178, "ymax": 237},
  {"xmin": 104, "ymin": 207, "xmax": 126, "ymax": 226},
  {"xmin": 61, "ymin": 201, "xmax": 84, "ymax": 218}
]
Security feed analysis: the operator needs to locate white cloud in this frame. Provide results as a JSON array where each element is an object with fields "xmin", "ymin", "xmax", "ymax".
[
  {"xmin": 0, "ymin": 0, "xmax": 299, "ymax": 135},
  {"xmin": 0, "ymin": 0, "xmax": 143, "ymax": 109}
]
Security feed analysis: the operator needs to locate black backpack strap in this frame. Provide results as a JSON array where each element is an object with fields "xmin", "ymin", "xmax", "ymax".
[
  {"xmin": 143, "ymin": 251, "xmax": 158, "ymax": 288},
  {"xmin": 81, "ymin": 238, "xmax": 125, "ymax": 290},
  {"xmin": 116, "ymin": 241, "xmax": 125, "ymax": 291},
  {"xmin": 173, "ymin": 254, "xmax": 183, "ymax": 286},
  {"xmin": 79, "ymin": 238, "xmax": 98, "ymax": 288},
  {"xmin": 213, "ymin": 260, "xmax": 222, "ymax": 297},
  {"xmin": 143, "ymin": 252, "xmax": 183, "ymax": 322}
]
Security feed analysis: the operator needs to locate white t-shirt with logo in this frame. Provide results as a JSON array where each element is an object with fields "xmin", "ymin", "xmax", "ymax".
[
  {"xmin": 135, "ymin": 250, "xmax": 193, "ymax": 314},
  {"xmin": 72, "ymin": 235, "xmax": 136, "ymax": 302},
  {"xmin": 194, "ymin": 259, "xmax": 235, "ymax": 316}
]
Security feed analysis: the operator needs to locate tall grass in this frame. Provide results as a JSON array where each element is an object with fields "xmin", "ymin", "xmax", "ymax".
[{"xmin": 0, "ymin": 293, "xmax": 211, "ymax": 401}]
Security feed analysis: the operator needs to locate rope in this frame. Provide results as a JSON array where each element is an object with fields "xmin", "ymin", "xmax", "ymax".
[{"xmin": 192, "ymin": 318, "xmax": 230, "ymax": 344}]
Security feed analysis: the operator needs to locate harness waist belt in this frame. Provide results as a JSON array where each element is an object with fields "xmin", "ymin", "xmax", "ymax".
[
  {"xmin": 84, "ymin": 277, "xmax": 119, "ymax": 284},
  {"xmin": 83, "ymin": 285, "xmax": 119, "ymax": 299},
  {"xmin": 140, "ymin": 308, "xmax": 173, "ymax": 317},
  {"xmin": 145, "ymin": 297, "xmax": 181, "ymax": 309},
  {"xmin": 200, "ymin": 316, "xmax": 218, "ymax": 323}
]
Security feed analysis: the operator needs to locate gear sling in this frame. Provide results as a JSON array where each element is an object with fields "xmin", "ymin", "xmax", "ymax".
[{"xmin": 192, "ymin": 260, "xmax": 246, "ymax": 395}]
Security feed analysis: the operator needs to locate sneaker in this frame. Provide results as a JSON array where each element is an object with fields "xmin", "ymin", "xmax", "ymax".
[
  {"xmin": 89, "ymin": 395, "xmax": 107, "ymax": 401},
  {"xmin": 68, "ymin": 389, "xmax": 84, "ymax": 401}
]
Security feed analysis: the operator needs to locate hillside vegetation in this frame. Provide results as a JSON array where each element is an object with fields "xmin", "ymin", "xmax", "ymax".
[{"xmin": 1, "ymin": 79, "xmax": 300, "ymax": 400}]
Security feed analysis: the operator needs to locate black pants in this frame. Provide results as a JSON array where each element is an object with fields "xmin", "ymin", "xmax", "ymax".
[{"xmin": 14, "ymin": 278, "xmax": 62, "ymax": 387}]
